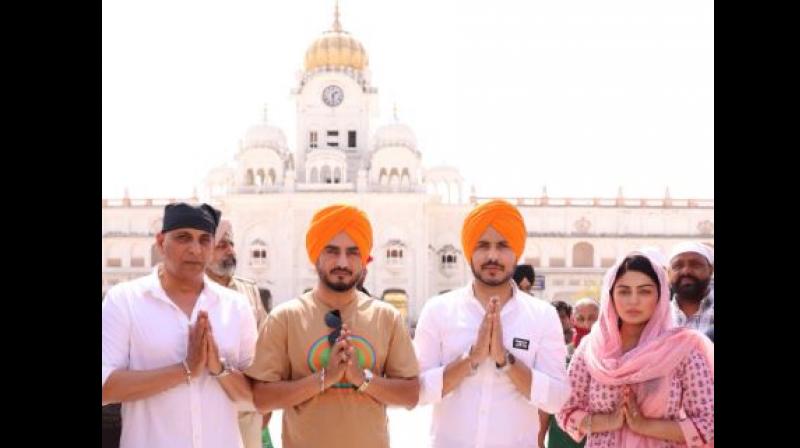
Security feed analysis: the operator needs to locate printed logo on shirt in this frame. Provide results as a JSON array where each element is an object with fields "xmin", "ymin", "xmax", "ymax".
[
  {"xmin": 513, "ymin": 338, "xmax": 530, "ymax": 350},
  {"xmin": 307, "ymin": 334, "xmax": 376, "ymax": 388}
]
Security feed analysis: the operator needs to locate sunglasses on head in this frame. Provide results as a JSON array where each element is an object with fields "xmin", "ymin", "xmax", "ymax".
[{"xmin": 325, "ymin": 309, "xmax": 342, "ymax": 347}]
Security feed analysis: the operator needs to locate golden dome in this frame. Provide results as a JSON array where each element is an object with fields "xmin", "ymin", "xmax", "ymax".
[{"xmin": 303, "ymin": 3, "xmax": 368, "ymax": 72}]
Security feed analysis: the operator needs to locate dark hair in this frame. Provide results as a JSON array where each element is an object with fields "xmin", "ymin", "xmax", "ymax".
[
  {"xmin": 611, "ymin": 255, "xmax": 661, "ymax": 298},
  {"xmin": 513, "ymin": 264, "xmax": 535, "ymax": 285},
  {"xmin": 552, "ymin": 300, "xmax": 572, "ymax": 317}
]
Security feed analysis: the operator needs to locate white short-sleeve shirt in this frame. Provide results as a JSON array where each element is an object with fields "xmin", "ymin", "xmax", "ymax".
[{"xmin": 102, "ymin": 268, "xmax": 258, "ymax": 448}]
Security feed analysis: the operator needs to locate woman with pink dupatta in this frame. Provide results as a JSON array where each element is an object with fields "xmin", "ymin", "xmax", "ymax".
[{"xmin": 556, "ymin": 253, "xmax": 713, "ymax": 447}]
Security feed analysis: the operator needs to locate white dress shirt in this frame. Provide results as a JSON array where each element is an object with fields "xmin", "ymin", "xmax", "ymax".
[
  {"xmin": 102, "ymin": 268, "xmax": 258, "ymax": 448},
  {"xmin": 414, "ymin": 282, "xmax": 571, "ymax": 448}
]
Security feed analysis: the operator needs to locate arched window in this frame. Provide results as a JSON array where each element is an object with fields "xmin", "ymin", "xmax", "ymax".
[
  {"xmin": 386, "ymin": 240, "xmax": 405, "ymax": 266},
  {"xmin": 321, "ymin": 165, "xmax": 332, "ymax": 184},
  {"xmin": 437, "ymin": 244, "xmax": 459, "ymax": 275},
  {"xmin": 400, "ymin": 168, "xmax": 410, "ymax": 187},
  {"xmin": 256, "ymin": 169, "xmax": 266, "ymax": 186},
  {"xmin": 245, "ymin": 169, "xmax": 254, "ymax": 186},
  {"xmin": 267, "ymin": 168, "xmax": 276, "ymax": 185},
  {"xmin": 379, "ymin": 168, "xmax": 388, "ymax": 186},
  {"xmin": 389, "ymin": 168, "xmax": 399, "ymax": 187},
  {"xmin": 310, "ymin": 167, "xmax": 319, "ymax": 183},
  {"xmin": 250, "ymin": 239, "xmax": 268, "ymax": 267},
  {"xmin": 573, "ymin": 242, "xmax": 595, "ymax": 267},
  {"xmin": 333, "ymin": 167, "xmax": 342, "ymax": 184}
]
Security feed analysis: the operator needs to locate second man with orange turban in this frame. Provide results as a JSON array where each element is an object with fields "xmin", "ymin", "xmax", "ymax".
[
  {"xmin": 414, "ymin": 199, "xmax": 572, "ymax": 448},
  {"xmin": 245, "ymin": 204, "xmax": 419, "ymax": 448}
]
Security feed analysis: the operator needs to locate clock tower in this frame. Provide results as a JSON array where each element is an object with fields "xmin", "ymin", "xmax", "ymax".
[{"xmin": 292, "ymin": 2, "xmax": 378, "ymax": 188}]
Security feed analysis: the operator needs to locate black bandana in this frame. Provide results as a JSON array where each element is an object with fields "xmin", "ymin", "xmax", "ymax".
[{"xmin": 161, "ymin": 203, "xmax": 221, "ymax": 235}]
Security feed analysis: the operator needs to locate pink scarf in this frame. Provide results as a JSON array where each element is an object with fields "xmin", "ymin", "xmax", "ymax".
[{"xmin": 580, "ymin": 252, "xmax": 714, "ymax": 447}]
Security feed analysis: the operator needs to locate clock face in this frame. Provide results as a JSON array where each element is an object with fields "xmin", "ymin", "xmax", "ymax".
[{"xmin": 322, "ymin": 85, "xmax": 344, "ymax": 107}]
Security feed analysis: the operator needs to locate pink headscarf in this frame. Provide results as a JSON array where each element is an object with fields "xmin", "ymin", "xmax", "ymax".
[{"xmin": 580, "ymin": 251, "xmax": 714, "ymax": 447}]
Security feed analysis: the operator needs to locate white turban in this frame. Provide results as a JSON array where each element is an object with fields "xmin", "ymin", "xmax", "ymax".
[
  {"xmin": 215, "ymin": 219, "xmax": 233, "ymax": 245},
  {"xmin": 669, "ymin": 242, "xmax": 714, "ymax": 266}
]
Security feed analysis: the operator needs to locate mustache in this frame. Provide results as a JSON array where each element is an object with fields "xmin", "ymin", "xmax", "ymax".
[
  {"xmin": 330, "ymin": 268, "xmax": 353, "ymax": 276},
  {"xmin": 675, "ymin": 274, "xmax": 699, "ymax": 284},
  {"xmin": 481, "ymin": 262, "xmax": 504, "ymax": 270}
]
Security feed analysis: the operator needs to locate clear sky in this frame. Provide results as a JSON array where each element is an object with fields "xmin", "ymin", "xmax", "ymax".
[{"xmin": 102, "ymin": 0, "xmax": 713, "ymax": 200}]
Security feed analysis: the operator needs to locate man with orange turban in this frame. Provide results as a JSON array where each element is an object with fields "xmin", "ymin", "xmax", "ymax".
[
  {"xmin": 245, "ymin": 204, "xmax": 419, "ymax": 448},
  {"xmin": 414, "ymin": 199, "xmax": 572, "ymax": 448}
]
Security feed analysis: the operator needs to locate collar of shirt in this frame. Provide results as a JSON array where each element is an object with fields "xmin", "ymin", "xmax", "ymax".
[
  {"xmin": 671, "ymin": 290, "xmax": 713, "ymax": 320},
  {"xmin": 465, "ymin": 279, "xmax": 521, "ymax": 318},
  {"xmin": 143, "ymin": 267, "xmax": 221, "ymax": 317}
]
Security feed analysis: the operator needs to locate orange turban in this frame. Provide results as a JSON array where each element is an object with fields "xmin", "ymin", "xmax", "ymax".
[
  {"xmin": 461, "ymin": 199, "xmax": 526, "ymax": 265},
  {"xmin": 306, "ymin": 204, "xmax": 373, "ymax": 266}
]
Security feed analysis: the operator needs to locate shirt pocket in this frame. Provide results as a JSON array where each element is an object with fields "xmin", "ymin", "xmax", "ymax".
[{"xmin": 441, "ymin": 323, "xmax": 477, "ymax": 364}]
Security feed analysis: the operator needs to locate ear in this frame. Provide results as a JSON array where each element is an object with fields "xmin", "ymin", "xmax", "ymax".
[{"xmin": 155, "ymin": 232, "xmax": 166, "ymax": 255}]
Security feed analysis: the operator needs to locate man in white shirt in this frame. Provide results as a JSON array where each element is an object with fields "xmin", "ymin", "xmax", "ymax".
[
  {"xmin": 414, "ymin": 199, "xmax": 571, "ymax": 448},
  {"xmin": 668, "ymin": 242, "xmax": 714, "ymax": 335},
  {"xmin": 102, "ymin": 203, "xmax": 258, "ymax": 448}
]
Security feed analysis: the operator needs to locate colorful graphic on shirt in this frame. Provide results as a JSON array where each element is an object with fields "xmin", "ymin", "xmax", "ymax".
[{"xmin": 307, "ymin": 334, "xmax": 376, "ymax": 388}]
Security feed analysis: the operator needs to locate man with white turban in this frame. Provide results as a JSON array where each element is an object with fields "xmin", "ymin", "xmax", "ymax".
[{"xmin": 668, "ymin": 242, "xmax": 714, "ymax": 334}]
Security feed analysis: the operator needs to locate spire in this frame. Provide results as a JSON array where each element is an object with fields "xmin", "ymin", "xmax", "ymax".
[
  {"xmin": 262, "ymin": 103, "xmax": 269, "ymax": 123},
  {"xmin": 332, "ymin": 0, "xmax": 342, "ymax": 32},
  {"xmin": 617, "ymin": 186, "xmax": 624, "ymax": 198},
  {"xmin": 393, "ymin": 102, "xmax": 399, "ymax": 122},
  {"xmin": 664, "ymin": 185, "xmax": 671, "ymax": 199}
]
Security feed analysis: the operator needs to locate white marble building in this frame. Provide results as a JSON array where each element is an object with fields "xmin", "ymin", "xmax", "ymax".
[{"xmin": 102, "ymin": 8, "xmax": 714, "ymax": 324}]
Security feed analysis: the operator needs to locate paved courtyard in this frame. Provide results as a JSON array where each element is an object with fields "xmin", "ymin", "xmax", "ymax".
[{"xmin": 267, "ymin": 405, "xmax": 434, "ymax": 447}]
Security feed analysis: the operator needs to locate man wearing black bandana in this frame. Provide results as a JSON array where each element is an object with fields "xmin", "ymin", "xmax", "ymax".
[{"xmin": 102, "ymin": 202, "xmax": 259, "ymax": 448}]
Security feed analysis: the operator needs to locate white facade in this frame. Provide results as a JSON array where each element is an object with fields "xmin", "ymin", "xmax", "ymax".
[{"xmin": 101, "ymin": 10, "xmax": 714, "ymax": 323}]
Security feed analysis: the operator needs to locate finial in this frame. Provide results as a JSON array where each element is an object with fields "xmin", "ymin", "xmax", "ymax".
[
  {"xmin": 263, "ymin": 103, "xmax": 268, "ymax": 123},
  {"xmin": 393, "ymin": 102, "xmax": 398, "ymax": 122},
  {"xmin": 332, "ymin": 0, "xmax": 342, "ymax": 32}
]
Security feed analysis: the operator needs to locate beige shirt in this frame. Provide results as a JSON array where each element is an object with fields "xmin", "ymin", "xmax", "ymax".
[
  {"xmin": 228, "ymin": 276, "xmax": 268, "ymax": 330},
  {"xmin": 225, "ymin": 276, "xmax": 268, "ymax": 448},
  {"xmin": 246, "ymin": 290, "xmax": 419, "ymax": 448}
]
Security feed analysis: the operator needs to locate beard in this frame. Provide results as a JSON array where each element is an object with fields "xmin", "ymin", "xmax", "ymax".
[
  {"xmin": 471, "ymin": 262, "xmax": 513, "ymax": 287},
  {"xmin": 318, "ymin": 265, "xmax": 360, "ymax": 292},
  {"xmin": 208, "ymin": 255, "xmax": 237, "ymax": 277},
  {"xmin": 671, "ymin": 275, "xmax": 711, "ymax": 302}
]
